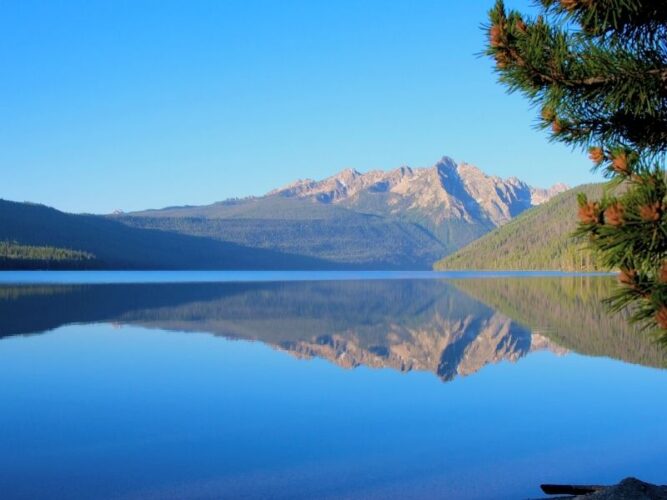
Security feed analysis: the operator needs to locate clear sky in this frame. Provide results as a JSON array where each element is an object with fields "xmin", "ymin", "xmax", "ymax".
[{"xmin": 1, "ymin": 0, "xmax": 601, "ymax": 214}]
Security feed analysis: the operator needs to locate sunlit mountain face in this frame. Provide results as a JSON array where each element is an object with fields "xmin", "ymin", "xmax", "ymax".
[{"xmin": 1, "ymin": 277, "xmax": 662, "ymax": 382}]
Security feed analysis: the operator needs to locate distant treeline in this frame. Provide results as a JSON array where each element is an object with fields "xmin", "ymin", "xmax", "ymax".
[
  {"xmin": 0, "ymin": 241, "xmax": 95, "ymax": 261},
  {"xmin": 0, "ymin": 241, "xmax": 101, "ymax": 269}
]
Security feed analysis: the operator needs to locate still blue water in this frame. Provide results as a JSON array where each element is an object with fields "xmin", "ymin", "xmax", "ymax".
[
  {"xmin": 0, "ymin": 272, "xmax": 665, "ymax": 499},
  {"xmin": 0, "ymin": 269, "xmax": 612, "ymax": 284}
]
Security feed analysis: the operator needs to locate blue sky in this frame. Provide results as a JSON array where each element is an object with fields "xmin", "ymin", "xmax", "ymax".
[{"xmin": 1, "ymin": 0, "xmax": 601, "ymax": 214}]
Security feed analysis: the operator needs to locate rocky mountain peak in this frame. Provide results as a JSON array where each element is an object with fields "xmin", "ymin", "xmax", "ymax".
[
  {"xmin": 337, "ymin": 167, "xmax": 362, "ymax": 179},
  {"xmin": 266, "ymin": 156, "xmax": 567, "ymax": 227},
  {"xmin": 434, "ymin": 156, "xmax": 458, "ymax": 173}
]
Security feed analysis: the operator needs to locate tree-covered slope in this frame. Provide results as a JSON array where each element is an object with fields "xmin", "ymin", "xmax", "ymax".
[
  {"xmin": 0, "ymin": 241, "xmax": 97, "ymax": 269},
  {"xmin": 120, "ymin": 212, "xmax": 449, "ymax": 269},
  {"xmin": 119, "ymin": 192, "xmax": 462, "ymax": 268},
  {"xmin": 434, "ymin": 184, "xmax": 605, "ymax": 271}
]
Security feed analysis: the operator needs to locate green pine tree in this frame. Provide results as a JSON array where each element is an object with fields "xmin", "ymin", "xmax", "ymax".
[{"xmin": 485, "ymin": 0, "xmax": 667, "ymax": 341}]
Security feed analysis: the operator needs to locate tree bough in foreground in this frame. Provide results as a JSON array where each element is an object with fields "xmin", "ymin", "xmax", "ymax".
[{"xmin": 486, "ymin": 0, "xmax": 667, "ymax": 341}]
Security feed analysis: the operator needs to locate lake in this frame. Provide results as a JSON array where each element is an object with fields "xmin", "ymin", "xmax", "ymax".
[{"xmin": 0, "ymin": 271, "xmax": 665, "ymax": 499}]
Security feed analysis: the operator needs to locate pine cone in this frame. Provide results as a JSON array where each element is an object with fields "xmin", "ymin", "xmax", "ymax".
[
  {"xmin": 655, "ymin": 306, "xmax": 667, "ymax": 330},
  {"xmin": 578, "ymin": 201, "xmax": 599, "ymax": 224},
  {"xmin": 604, "ymin": 202, "xmax": 624, "ymax": 226},
  {"xmin": 516, "ymin": 19, "xmax": 527, "ymax": 34},
  {"xmin": 551, "ymin": 119, "xmax": 564, "ymax": 134},
  {"xmin": 541, "ymin": 106, "xmax": 556, "ymax": 122},
  {"xmin": 659, "ymin": 261, "xmax": 667, "ymax": 283},
  {"xmin": 588, "ymin": 147, "xmax": 605, "ymax": 164},
  {"xmin": 618, "ymin": 268, "xmax": 637, "ymax": 286},
  {"xmin": 560, "ymin": 0, "xmax": 592, "ymax": 11},
  {"xmin": 490, "ymin": 25, "xmax": 503, "ymax": 47},
  {"xmin": 639, "ymin": 202, "xmax": 661, "ymax": 222},
  {"xmin": 560, "ymin": 0, "xmax": 578, "ymax": 10},
  {"xmin": 611, "ymin": 152, "xmax": 630, "ymax": 175},
  {"xmin": 495, "ymin": 51, "xmax": 509, "ymax": 68}
]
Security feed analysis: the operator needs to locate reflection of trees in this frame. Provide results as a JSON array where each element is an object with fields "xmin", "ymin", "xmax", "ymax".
[{"xmin": 452, "ymin": 277, "xmax": 667, "ymax": 368}]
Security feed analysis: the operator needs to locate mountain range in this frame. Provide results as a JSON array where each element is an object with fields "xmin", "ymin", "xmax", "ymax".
[
  {"xmin": 0, "ymin": 156, "xmax": 567, "ymax": 269},
  {"xmin": 113, "ymin": 156, "xmax": 566, "ymax": 269}
]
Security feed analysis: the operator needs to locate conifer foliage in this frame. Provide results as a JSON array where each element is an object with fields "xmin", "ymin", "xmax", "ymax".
[{"xmin": 485, "ymin": 0, "xmax": 667, "ymax": 340}]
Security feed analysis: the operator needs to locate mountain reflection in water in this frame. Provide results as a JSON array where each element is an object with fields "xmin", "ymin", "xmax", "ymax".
[{"xmin": 0, "ymin": 276, "xmax": 664, "ymax": 382}]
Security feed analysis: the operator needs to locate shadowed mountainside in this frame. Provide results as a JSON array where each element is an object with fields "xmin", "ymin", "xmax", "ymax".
[{"xmin": 0, "ymin": 199, "xmax": 349, "ymax": 270}]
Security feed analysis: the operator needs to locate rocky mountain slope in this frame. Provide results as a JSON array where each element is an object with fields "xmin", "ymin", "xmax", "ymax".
[
  {"xmin": 117, "ymin": 156, "xmax": 567, "ymax": 269},
  {"xmin": 270, "ymin": 157, "xmax": 566, "ymax": 224}
]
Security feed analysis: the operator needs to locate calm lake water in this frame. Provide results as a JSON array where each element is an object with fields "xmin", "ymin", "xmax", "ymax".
[{"xmin": 0, "ymin": 271, "xmax": 666, "ymax": 499}]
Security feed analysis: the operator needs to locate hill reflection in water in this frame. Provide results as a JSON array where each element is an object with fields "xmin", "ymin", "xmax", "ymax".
[{"xmin": 0, "ymin": 276, "xmax": 664, "ymax": 382}]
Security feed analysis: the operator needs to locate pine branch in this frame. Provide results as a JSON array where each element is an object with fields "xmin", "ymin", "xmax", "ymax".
[{"xmin": 486, "ymin": 0, "xmax": 667, "ymax": 340}]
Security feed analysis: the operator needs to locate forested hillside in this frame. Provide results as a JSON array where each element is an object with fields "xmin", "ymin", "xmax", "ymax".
[
  {"xmin": 121, "ymin": 212, "xmax": 448, "ymax": 269},
  {"xmin": 0, "ymin": 241, "xmax": 98, "ymax": 269},
  {"xmin": 434, "ymin": 184, "xmax": 605, "ymax": 271}
]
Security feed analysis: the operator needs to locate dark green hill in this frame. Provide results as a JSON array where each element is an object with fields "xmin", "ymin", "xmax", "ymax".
[
  {"xmin": 0, "ymin": 199, "xmax": 343, "ymax": 269},
  {"xmin": 434, "ymin": 184, "xmax": 605, "ymax": 271}
]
